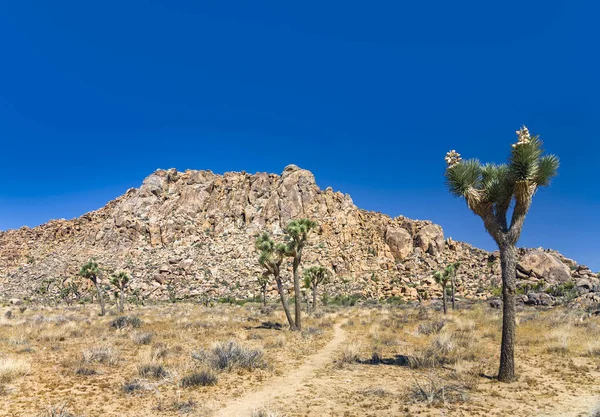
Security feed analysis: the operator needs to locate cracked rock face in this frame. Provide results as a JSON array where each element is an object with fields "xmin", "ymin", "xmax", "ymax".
[{"xmin": 0, "ymin": 167, "xmax": 594, "ymax": 304}]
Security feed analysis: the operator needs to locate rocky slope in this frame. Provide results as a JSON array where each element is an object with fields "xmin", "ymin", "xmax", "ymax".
[{"xmin": 0, "ymin": 165, "xmax": 597, "ymax": 305}]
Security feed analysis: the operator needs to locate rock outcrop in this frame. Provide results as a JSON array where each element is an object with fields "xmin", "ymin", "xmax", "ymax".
[{"xmin": 0, "ymin": 166, "xmax": 596, "ymax": 305}]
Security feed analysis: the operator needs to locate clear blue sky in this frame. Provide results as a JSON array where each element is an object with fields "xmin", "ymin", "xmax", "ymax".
[{"xmin": 0, "ymin": 1, "xmax": 598, "ymax": 270}]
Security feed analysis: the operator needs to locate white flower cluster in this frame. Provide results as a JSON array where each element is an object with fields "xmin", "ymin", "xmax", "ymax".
[
  {"xmin": 513, "ymin": 125, "xmax": 531, "ymax": 148},
  {"xmin": 445, "ymin": 150, "xmax": 462, "ymax": 168}
]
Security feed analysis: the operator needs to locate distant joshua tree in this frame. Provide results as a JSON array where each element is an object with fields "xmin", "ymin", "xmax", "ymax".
[
  {"xmin": 256, "ymin": 233, "xmax": 297, "ymax": 330},
  {"xmin": 433, "ymin": 269, "xmax": 451, "ymax": 315},
  {"xmin": 257, "ymin": 271, "xmax": 270, "ymax": 307},
  {"xmin": 79, "ymin": 261, "xmax": 106, "ymax": 316},
  {"xmin": 303, "ymin": 266, "xmax": 331, "ymax": 313},
  {"xmin": 443, "ymin": 126, "xmax": 559, "ymax": 382},
  {"xmin": 283, "ymin": 219, "xmax": 318, "ymax": 331},
  {"xmin": 446, "ymin": 262, "xmax": 460, "ymax": 310},
  {"xmin": 110, "ymin": 271, "xmax": 130, "ymax": 313}
]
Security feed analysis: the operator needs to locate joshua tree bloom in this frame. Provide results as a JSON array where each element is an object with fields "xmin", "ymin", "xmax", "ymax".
[{"xmin": 445, "ymin": 150, "xmax": 462, "ymax": 168}]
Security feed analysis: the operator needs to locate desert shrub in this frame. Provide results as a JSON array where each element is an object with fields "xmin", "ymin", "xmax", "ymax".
[
  {"xmin": 0, "ymin": 357, "xmax": 30, "ymax": 383},
  {"xmin": 409, "ymin": 331, "xmax": 476, "ymax": 368},
  {"xmin": 301, "ymin": 327, "xmax": 323, "ymax": 338},
  {"xmin": 75, "ymin": 367, "xmax": 96, "ymax": 376},
  {"xmin": 180, "ymin": 370, "xmax": 218, "ymax": 387},
  {"xmin": 110, "ymin": 316, "xmax": 141, "ymax": 329},
  {"xmin": 81, "ymin": 346, "xmax": 119, "ymax": 366},
  {"xmin": 137, "ymin": 363, "xmax": 168, "ymax": 379},
  {"xmin": 131, "ymin": 331, "xmax": 153, "ymax": 345},
  {"xmin": 417, "ymin": 319, "xmax": 446, "ymax": 335},
  {"xmin": 336, "ymin": 343, "xmax": 361, "ymax": 365},
  {"xmin": 122, "ymin": 380, "xmax": 143, "ymax": 394},
  {"xmin": 4, "ymin": 310, "xmax": 12, "ymax": 319},
  {"xmin": 192, "ymin": 340, "xmax": 266, "ymax": 371},
  {"xmin": 36, "ymin": 404, "xmax": 81, "ymax": 417},
  {"xmin": 410, "ymin": 372, "xmax": 470, "ymax": 405}
]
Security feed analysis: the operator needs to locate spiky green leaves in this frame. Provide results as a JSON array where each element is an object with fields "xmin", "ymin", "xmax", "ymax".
[
  {"xmin": 255, "ymin": 233, "xmax": 287, "ymax": 273},
  {"xmin": 303, "ymin": 266, "xmax": 330, "ymax": 288},
  {"xmin": 534, "ymin": 154, "xmax": 559, "ymax": 187},
  {"xmin": 444, "ymin": 159, "xmax": 482, "ymax": 199},
  {"xmin": 285, "ymin": 219, "xmax": 318, "ymax": 243},
  {"xmin": 110, "ymin": 271, "xmax": 130, "ymax": 288},
  {"xmin": 79, "ymin": 261, "xmax": 100, "ymax": 283},
  {"xmin": 444, "ymin": 128, "xmax": 558, "ymax": 208}
]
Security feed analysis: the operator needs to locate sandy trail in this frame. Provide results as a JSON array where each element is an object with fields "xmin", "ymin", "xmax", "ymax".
[{"xmin": 216, "ymin": 321, "xmax": 346, "ymax": 417}]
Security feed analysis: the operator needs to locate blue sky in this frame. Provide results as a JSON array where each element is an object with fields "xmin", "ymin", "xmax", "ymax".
[{"xmin": 0, "ymin": 1, "xmax": 598, "ymax": 270}]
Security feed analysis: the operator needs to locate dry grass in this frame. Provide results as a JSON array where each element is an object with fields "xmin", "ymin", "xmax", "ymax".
[
  {"xmin": 0, "ymin": 357, "xmax": 30, "ymax": 383},
  {"xmin": 1, "ymin": 301, "xmax": 600, "ymax": 416}
]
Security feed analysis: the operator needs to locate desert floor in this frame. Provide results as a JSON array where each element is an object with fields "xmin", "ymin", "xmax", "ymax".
[{"xmin": 1, "ymin": 301, "xmax": 600, "ymax": 417}]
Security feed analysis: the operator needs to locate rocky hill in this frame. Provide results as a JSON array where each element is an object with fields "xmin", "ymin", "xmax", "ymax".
[{"xmin": 0, "ymin": 165, "xmax": 597, "ymax": 306}]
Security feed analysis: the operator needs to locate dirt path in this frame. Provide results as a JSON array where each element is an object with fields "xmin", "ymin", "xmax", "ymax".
[{"xmin": 216, "ymin": 322, "xmax": 346, "ymax": 417}]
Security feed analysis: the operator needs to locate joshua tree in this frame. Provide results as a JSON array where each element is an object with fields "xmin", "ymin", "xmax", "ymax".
[
  {"xmin": 446, "ymin": 261, "xmax": 460, "ymax": 310},
  {"xmin": 257, "ymin": 271, "xmax": 270, "ymax": 307},
  {"xmin": 79, "ymin": 261, "xmax": 106, "ymax": 316},
  {"xmin": 283, "ymin": 219, "xmax": 318, "ymax": 331},
  {"xmin": 433, "ymin": 269, "xmax": 451, "ymax": 315},
  {"xmin": 303, "ymin": 266, "xmax": 331, "ymax": 312},
  {"xmin": 110, "ymin": 271, "xmax": 130, "ymax": 313},
  {"xmin": 444, "ymin": 126, "xmax": 559, "ymax": 382},
  {"xmin": 256, "ymin": 232, "xmax": 297, "ymax": 330}
]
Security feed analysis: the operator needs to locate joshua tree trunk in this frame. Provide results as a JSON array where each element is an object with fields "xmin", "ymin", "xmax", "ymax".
[
  {"xmin": 119, "ymin": 286, "xmax": 125, "ymax": 313},
  {"xmin": 292, "ymin": 245, "xmax": 304, "ymax": 331},
  {"xmin": 312, "ymin": 283, "xmax": 318, "ymax": 312},
  {"xmin": 94, "ymin": 282, "xmax": 106, "ymax": 316},
  {"xmin": 498, "ymin": 243, "xmax": 517, "ymax": 382},
  {"xmin": 275, "ymin": 276, "xmax": 297, "ymax": 331},
  {"xmin": 262, "ymin": 287, "xmax": 267, "ymax": 307},
  {"xmin": 442, "ymin": 285, "xmax": 447, "ymax": 315},
  {"xmin": 451, "ymin": 275, "xmax": 456, "ymax": 310}
]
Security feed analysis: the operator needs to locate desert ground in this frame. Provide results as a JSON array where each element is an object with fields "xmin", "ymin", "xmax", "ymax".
[{"xmin": 1, "ymin": 301, "xmax": 600, "ymax": 417}]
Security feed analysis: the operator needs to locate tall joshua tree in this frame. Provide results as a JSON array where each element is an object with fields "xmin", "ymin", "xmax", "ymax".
[
  {"xmin": 284, "ymin": 219, "xmax": 318, "ymax": 331},
  {"xmin": 79, "ymin": 261, "xmax": 106, "ymax": 316},
  {"xmin": 433, "ymin": 269, "xmax": 451, "ymax": 315},
  {"xmin": 303, "ymin": 266, "xmax": 331, "ymax": 312},
  {"xmin": 444, "ymin": 126, "xmax": 559, "ymax": 382},
  {"xmin": 256, "ymin": 232, "xmax": 297, "ymax": 330},
  {"xmin": 110, "ymin": 271, "xmax": 130, "ymax": 313}
]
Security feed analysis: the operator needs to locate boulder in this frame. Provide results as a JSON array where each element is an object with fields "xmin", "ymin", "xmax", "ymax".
[
  {"xmin": 415, "ymin": 224, "xmax": 444, "ymax": 256},
  {"xmin": 523, "ymin": 292, "xmax": 555, "ymax": 306},
  {"xmin": 517, "ymin": 250, "xmax": 571, "ymax": 284},
  {"xmin": 385, "ymin": 226, "xmax": 413, "ymax": 260}
]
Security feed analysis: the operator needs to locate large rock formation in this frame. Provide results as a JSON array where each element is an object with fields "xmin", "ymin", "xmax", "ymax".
[{"xmin": 0, "ymin": 166, "xmax": 596, "ymax": 305}]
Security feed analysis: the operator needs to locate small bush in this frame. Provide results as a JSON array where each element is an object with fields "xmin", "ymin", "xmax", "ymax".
[
  {"xmin": 110, "ymin": 316, "xmax": 142, "ymax": 329},
  {"xmin": 410, "ymin": 373, "xmax": 470, "ymax": 405},
  {"xmin": 36, "ymin": 404, "xmax": 81, "ymax": 417},
  {"xmin": 138, "ymin": 363, "xmax": 168, "ymax": 379},
  {"xmin": 81, "ymin": 346, "xmax": 119, "ymax": 366},
  {"xmin": 337, "ymin": 344, "xmax": 360, "ymax": 365},
  {"xmin": 301, "ymin": 327, "xmax": 323, "ymax": 338},
  {"xmin": 122, "ymin": 380, "xmax": 143, "ymax": 395},
  {"xmin": 180, "ymin": 370, "xmax": 218, "ymax": 387},
  {"xmin": 192, "ymin": 340, "xmax": 266, "ymax": 371},
  {"xmin": 131, "ymin": 331, "xmax": 153, "ymax": 345},
  {"xmin": 0, "ymin": 357, "xmax": 30, "ymax": 383},
  {"xmin": 75, "ymin": 367, "xmax": 96, "ymax": 376},
  {"xmin": 417, "ymin": 320, "xmax": 446, "ymax": 335}
]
